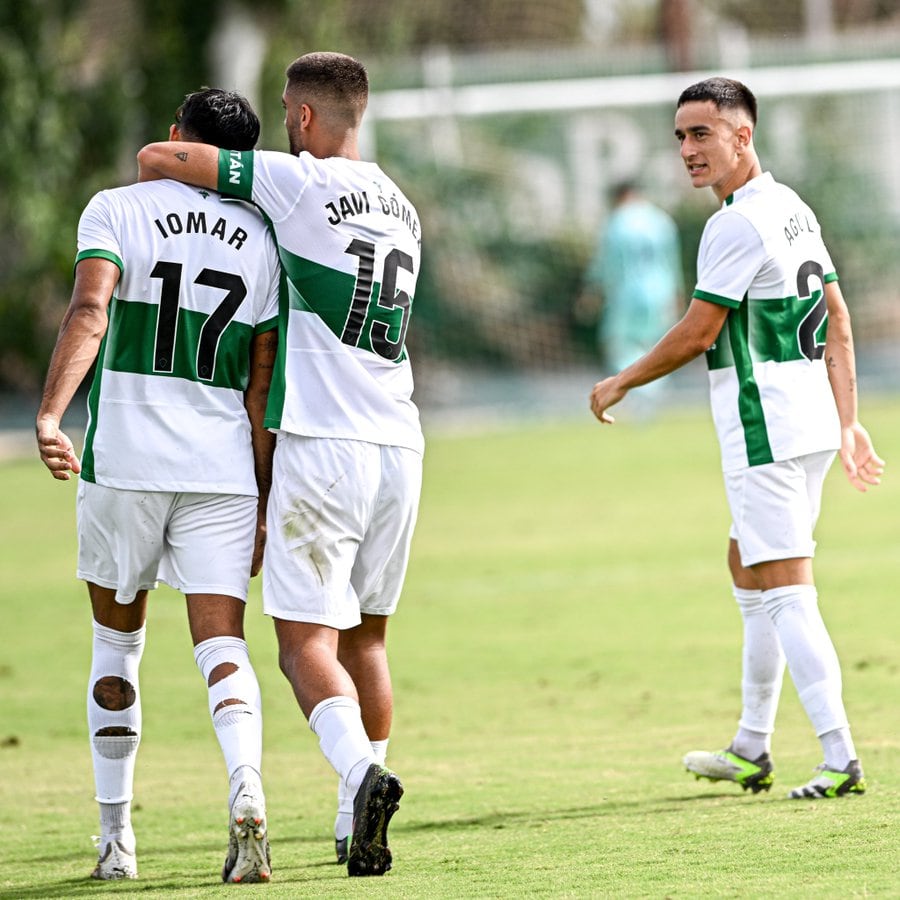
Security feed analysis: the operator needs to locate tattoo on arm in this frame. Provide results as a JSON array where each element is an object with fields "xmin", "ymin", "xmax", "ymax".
[{"xmin": 175, "ymin": 151, "xmax": 188, "ymax": 162}]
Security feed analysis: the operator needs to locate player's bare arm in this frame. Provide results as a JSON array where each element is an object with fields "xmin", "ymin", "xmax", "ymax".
[
  {"xmin": 36, "ymin": 258, "xmax": 119, "ymax": 480},
  {"xmin": 822, "ymin": 280, "xmax": 885, "ymax": 491},
  {"xmin": 136, "ymin": 141, "xmax": 219, "ymax": 189},
  {"xmin": 590, "ymin": 297, "xmax": 728, "ymax": 423},
  {"xmin": 245, "ymin": 329, "xmax": 278, "ymax": 576}
]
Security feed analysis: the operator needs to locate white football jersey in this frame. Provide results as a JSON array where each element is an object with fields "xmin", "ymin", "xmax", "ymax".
[
  {"xmin": 76, "ymin": 179, "xmax": 280, "ymax": 493},
  {"xmin": 694, "ymin": 173, "xmax": 841, "ymax": 471},
  {"xmin": 217, "ymin": 149, "xmax": 424, "ymax": 455}
]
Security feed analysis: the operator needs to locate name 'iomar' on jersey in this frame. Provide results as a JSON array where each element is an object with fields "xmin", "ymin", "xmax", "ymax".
[{"xmin": 153, "ymin": 210, "xmax": 249, "ymax": 250}]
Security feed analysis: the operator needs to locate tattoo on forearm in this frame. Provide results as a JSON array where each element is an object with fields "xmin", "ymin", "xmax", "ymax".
[{"xmin": 175, "ymin": 151, "xmax": 188, "ymax": 162}]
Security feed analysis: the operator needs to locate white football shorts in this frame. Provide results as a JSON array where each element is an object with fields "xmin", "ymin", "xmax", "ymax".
[
  {"xmin": 76, "ymin": 481, "xmax": 257, "ymax": 604},
  {"xmin": 263, "ymin": 433, "xmax": 423, "ymax": 629},
  {"xmin": 725, "ymin": 449, "xmax": 835, "ymax": 567}
]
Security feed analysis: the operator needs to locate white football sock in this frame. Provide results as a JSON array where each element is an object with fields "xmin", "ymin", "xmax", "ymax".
[
  {"xmin": 335, "ymin": 737, "xmax": 389, "ymax": 839},
  {"xmin": 88, "ymin": 621, "xmax": 145, "ymax": 843},
  {"xmin": 310, "ymin": 697, "xmax": 375, "ymax": 802},
  {"xmin": 98, "ymin": 804, "xmax": 135, "ymax": 852},
  {"xmin": 761, "ymin": 584, "xmax": 855, "ymax": 767},
  {"xmin": 819, "ymin": 727, "xmax": 857, "ymax": 770},
  {"xmin": 370, "ymin": 738, "xmax": 389, "ymax": 766},
  {"xmin": 732, "ymin": 586, "xmax": 785, "ymax": 759},
  {"xmin": 193, "ymin": 636, "xmax": 263, "ymax": 807}
]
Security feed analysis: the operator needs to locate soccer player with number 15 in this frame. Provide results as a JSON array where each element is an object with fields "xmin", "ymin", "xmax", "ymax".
[{"xmin": 139, "ymin": 51, "xmax": 423, "ymax": 876}]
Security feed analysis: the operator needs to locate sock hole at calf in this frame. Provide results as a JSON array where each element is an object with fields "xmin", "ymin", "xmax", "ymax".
[
  {"xmin": 93, "ymin": 676, "xmax": 136, "ymax": 711},
  {"xmin": 208, "ymin": 662, "xmax": 247, "ymax": 716}
]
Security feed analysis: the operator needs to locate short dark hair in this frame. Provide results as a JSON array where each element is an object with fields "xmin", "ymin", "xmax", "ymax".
[
  {"xmin": 284, "ymin": 52, "xmax": 368, "ymax": 127},
  {"xmin": 175, "ymin": 88, "xmax": 260, "ymax": 150},
  {"xmin": 677, "ymin": 77, "xmax": 758, "ymax": 126}
]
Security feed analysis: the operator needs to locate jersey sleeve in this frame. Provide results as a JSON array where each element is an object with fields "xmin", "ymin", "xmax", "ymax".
[
  {"xmin": 75, "ymin": 191, "xmax": 124, "ymax": 273},
  {"xmin": 819, "ymin": 233, "xmax": 838, "ymax": 282},
  {"xmin": 217, "ymin": 149, "xmax": 311, "ymax": 225},
  {"xmin": 693, "ymin": 210, "xmax": 766, "ymax": 309}
]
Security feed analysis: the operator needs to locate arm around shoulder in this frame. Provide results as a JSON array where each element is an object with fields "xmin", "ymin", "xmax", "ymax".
[{"xmin": 136, "ymin": 141, "xmax": 220, "ymax": 188}]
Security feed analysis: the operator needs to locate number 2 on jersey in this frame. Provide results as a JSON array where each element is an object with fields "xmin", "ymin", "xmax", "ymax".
[
  {"xmin": 340, "ymin": 239, "xmax": 414, "ymax": 361},
  {"xmin": 150, "ymin": 261, "xmax": 246, "ymax": 380},
  {"xmin": 796, "ymin": 260, "xmax": 827, "ymax": 362}
]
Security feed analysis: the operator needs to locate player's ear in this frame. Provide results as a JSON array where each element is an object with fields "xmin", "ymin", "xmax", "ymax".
[
  {"xmin": 169, "ymin": 124, "xmax": 181, "ymax": 142},
  {"xmin": 735, "ymin": 123, "xmax": 752, "ymax": 150}
]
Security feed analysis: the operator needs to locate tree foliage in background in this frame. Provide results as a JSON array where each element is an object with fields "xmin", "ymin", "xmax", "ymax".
[
  {"xmin": 712, "ymin": 0, "xmax": 900, "ymax": 30},
  {"xmin": 0, "ymin": 0, "xmax": 222, "ymax": 396},
  {"xmin": 2, "ymin": 0, "xmax": 900, "ymax": 401},
  {"xmin": 0, "ymin": 0, "xmax": 590, "ymax": 398},
  {"xmin": 0, "ymin": 0, "xmax": 286, "ymax": 397},
  {"xmin": 0, "ymin": 0, "xmax": 127, "ymax": 394},
  {"xmin": 132, "ymin": 0, "xmax": 220, "ymax": 146}
]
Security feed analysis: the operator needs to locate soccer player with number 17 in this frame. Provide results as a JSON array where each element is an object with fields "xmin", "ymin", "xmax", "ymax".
[
  {"xmin": 590, "ymin": 78, "xmax": 885, "ymax": 799},
  {"xmin": 37, "ymin": 88, "xmax": 280, "ymax": 882}
]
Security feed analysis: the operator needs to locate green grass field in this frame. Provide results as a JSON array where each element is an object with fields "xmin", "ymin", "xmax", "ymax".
[{"xmin": 2, "ymin": 400, "xmax": 898, "ymax": 898}]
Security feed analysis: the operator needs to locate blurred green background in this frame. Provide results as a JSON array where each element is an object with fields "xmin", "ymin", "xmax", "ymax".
[{"xmin": 3, "ymin": 0, "xmax": 900, "ymax": 428}]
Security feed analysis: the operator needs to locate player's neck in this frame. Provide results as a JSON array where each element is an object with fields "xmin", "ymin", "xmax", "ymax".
[
  {"xmin": 713, "ymin": 157, "xmax": 763, "ymax": 204},
  {"xmin": 308, "ymin": 131, "xmax": 361, "ymax": 161}
]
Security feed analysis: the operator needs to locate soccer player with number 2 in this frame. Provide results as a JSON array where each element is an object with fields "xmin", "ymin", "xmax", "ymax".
[
  {"xmin": 139, "ymin": 52, "xmax": 422, "ymax": 875},
  {"xmin": 37, "ymin": 89, "xmax": 280, "ymax": 882},
  {"xmin": 590, "ymin": 78, "xmax": 884, "ymax": 800}
]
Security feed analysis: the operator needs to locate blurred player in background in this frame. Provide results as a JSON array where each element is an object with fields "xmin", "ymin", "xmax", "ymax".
[
  {"xmin": 581, "ymin": 180, "xmax": 683, "ymax": 417},
  {"xmin": 36, "ymin": 88, "xmax": 280, "ymax": 882},
  {"xmin": 589, "ymin": 77, "xmax": 884, "ymax": 799},
  {"xmin": 138, "ymin": 52, "xmax": 422, "ymax": 876}
]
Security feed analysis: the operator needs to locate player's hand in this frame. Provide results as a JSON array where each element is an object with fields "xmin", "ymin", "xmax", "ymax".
[
  {"xmin": 36, "ymin": 415, "xmax": 81, "ymax": 480},
  {"xmin": 839, "ymin": 422, "xmax": 885, "ymax": 492},
  {"xmin": 590, "ymin": 376, "xmax": 626, "ymax": 424}
]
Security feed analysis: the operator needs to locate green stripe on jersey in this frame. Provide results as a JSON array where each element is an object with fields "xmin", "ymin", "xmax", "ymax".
[
  {"xmin": 255, "ymin": 314, "xmax": 278, "ymax": 335},
  {"xmin": 706, "ymin": 293, "xmax": 828, "ymax": 369},
  {"xmin": 75, "ymin": 248, "xmax": 123, "ymax": 276},
  {"xmin": 102, "ymin": 294, "xmax": 255, "ymax": 388},
  {"xmin": 263, "ymin": 267, "xmax": 289, "ymax": 429},
  {"xmin": 726, "ymin": 299, "xmax": 773, "ymax": 466},
  {"xmin": 694, "ymin": 288, "xmax": 741, "ymax": 309},
  {"xmin": 278, "ymin": 247, "xmax": 409, "ymax": 362},
  {"xmin": 79, "ymin": 329, "xmax": 110, "ymax": 483}
]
